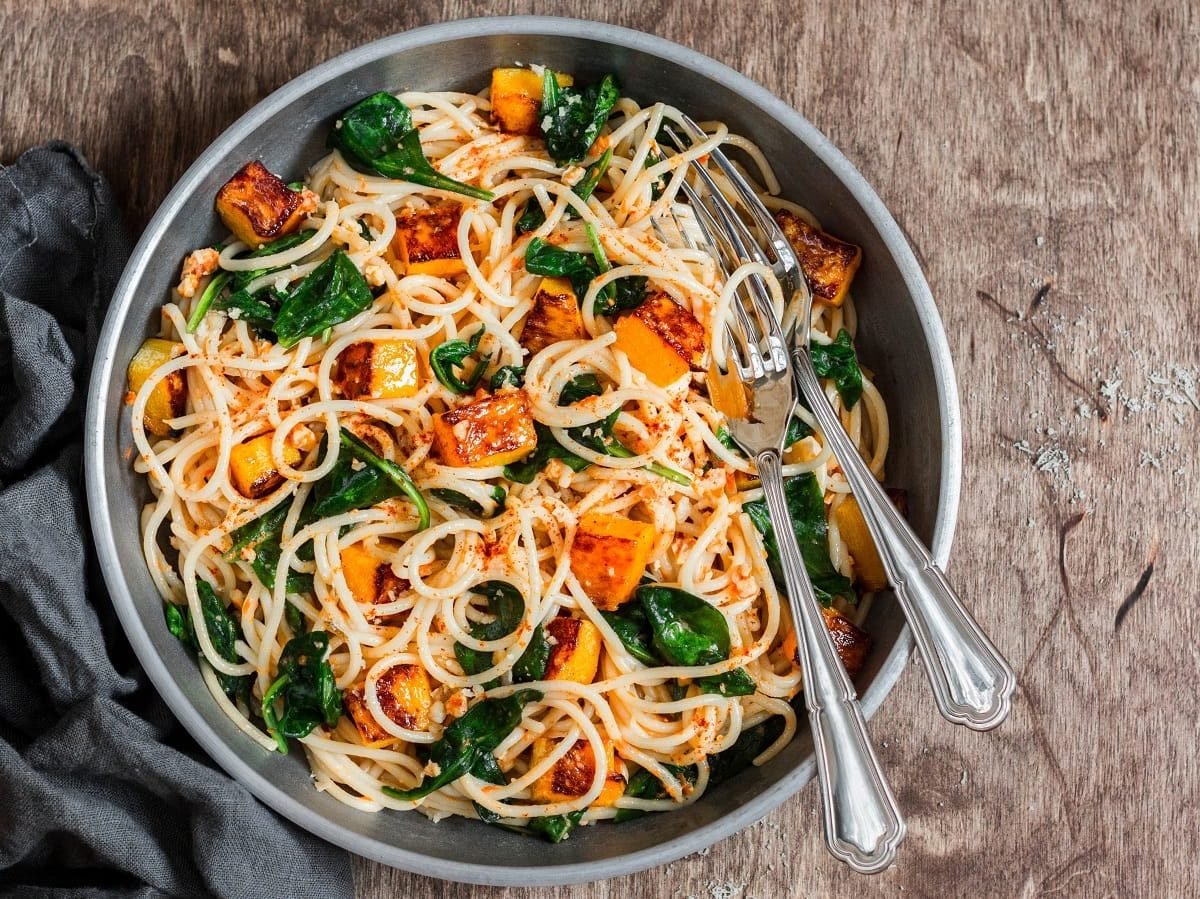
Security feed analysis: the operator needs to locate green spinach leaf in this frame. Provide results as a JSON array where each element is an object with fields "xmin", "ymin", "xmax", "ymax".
[
  {"xmin": 261, "ymin": 630, "xmax": 341, "ymax": 753},
  {"xmin": 330, "ymin": 92, "xmax": 494, "ymax": 201},
  {"xmin": 194, "ymin": 580, "xmax": 253, "ymax": 700},
  {"xmin": 810, "ymin": 328, "xmax": 863, "ymax": 409},
  {"xmin": 430, "ymin": 328, "xmax": 490, "ymax": 394},
  {"xmin": 707, "ymin": 716, "xmax": 785, "ymax": 787},
  {"xmin": 527, "ymin": 810, "xmax": 585, "ymax": 842},
  {"xmin": 539, "ymin": 72, "xmax": 620, "ymax": 165},
  {"xmin": 696, "ymin": 667, "xmax": 757, "ymax": 697},
  {"xmin": 613, "ymin": 764, "xmax": 697, "ymax": 822},
  {"xmin": 524, "ymin": 238, "xmax": 598, "ymax": 300},
  {"xmin": 273, "ymin": 251, "xmax": 373, "ymax": 348},
  {"xmin": 226, "ymin": 501, "xmax": 313, "ymax": 595},
  {"xmin": 599, "ymin": 606, "xmax": 657, "ymax": 666},
  {"xmin": 742, "ymin": 473, "xmax": 853, "ymax": 604},
  {"xmin": 489, "ymin": 364, "xmax": 525, "ymax": 391},
  {"xmin": 381, "ymin": 689, "xmax": 542, "ymax": 801},
  {"xmin": 430, "ymin": 486, "xmax": 506, "ymax": 517},
  {"xmin": 327, "ymin": 428, "xmax": 430, "ymax": 530},
  {"xmin": 637, "ymin": 585, "xmax": 731, "ymax": 667},
  {"xmin": 515, "ymin": 200, "xmax": 547, "ymax": 235}
]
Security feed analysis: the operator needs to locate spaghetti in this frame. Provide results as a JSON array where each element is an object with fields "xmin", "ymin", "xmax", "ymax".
[{"xmin": 127, "ymin": 67, "xmax": 890, "ymax": 838}]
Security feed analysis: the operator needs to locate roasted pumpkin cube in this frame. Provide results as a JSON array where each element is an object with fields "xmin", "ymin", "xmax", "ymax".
[
  {"xmin": 431, "ymin": 391, "xmax": 538, "ymax": 468},
  {"xmin": 344, "ymin": 663, "xmax": 433, "ymax": 745},
  {"xmin": 490, "ymin": 67, "xmax": 575, "ymax": 135},
  {"xmin": 127, "ymin": 338, "xmax": 186, "ymax": 437},
  {"xmin": 215, "ymin": 161, "xmax": 309, "ymax": 248},
  {"xmin": 344, "ymin": 687, "xmax": 393, "ymax": 747},
  {"xmin": 530, "ymin": 734, "xmax": 625, "ymax": 806},
  {"xmin": 782, "ymin": 606, "xmax": 873, "ymax": 678},
  {"xmin": 340, "ymin": 543, "xmax": 407, "ymax": 606},
  {"xmin": 334, "ymin": 338, "xmax": 420, "ymax": 399},
  {"xmin": 613, "ymin": 292, "xmax": 706, "ymax": 387},
  {"xmin": 392, "ymin": 205, "xmax": 466, "ymax": 277},
  {"xmin": 521, "ymin": 277, "xmax": 584, "ymax": 355},
  {"xmin": 229, "ymin": 432, "xmax": 302, "ymax": 499},
  {"xmin": 544, "ymin": 616, "xmax": 602, "ymax": 684},
  {"xmin": 834, "ymin": 495, "xmax": 888, "ymax": 592},
  {"xmin": 775, "ymin": 209, "xmax": 862, "ymax": 307},
  {"xmin": 570, "ymin": 513, "xmax": 656, "ymax": 610}
]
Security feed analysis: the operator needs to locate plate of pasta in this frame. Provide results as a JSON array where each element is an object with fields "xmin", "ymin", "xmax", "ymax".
[{"xmin": 86, "ymin": 17, "xmax": 961, "ymax": 885}]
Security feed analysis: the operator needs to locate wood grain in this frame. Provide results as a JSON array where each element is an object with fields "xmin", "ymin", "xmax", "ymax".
[{"xmin": 5, "ymin": 1, "xmax": 1197, "ymax": 895}]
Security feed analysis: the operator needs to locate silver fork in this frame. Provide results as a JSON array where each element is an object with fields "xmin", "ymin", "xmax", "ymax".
[
  {"xmin": 667, "ymin": 119, "xmax": 1016, "ymax": 732},
  {"xmin": 676, "ymin": 159, "xmax": 905, "ymax": 874}
]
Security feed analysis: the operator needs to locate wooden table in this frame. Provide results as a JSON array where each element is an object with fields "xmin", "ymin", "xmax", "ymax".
[{"xmin": 6, "ymin": 1, "xmax": 1194, "ymax": 895}]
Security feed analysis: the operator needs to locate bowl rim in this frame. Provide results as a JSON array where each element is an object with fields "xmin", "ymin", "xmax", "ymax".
[{"xmin": 84, "ymin": 14, "xmax": 962, "ymax": 886}]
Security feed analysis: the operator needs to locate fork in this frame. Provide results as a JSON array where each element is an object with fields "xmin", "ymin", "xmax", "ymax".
[
  {"xmin": 667, "ymin": 119, "xmax": 1016, "ymax": 732},
  {"xmin": 677, "ymin": 160, "xmax": 905, "ymax": 874}
]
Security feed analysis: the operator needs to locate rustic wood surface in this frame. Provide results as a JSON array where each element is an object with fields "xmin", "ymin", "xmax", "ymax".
[{"xmin": 5, "ymin": 1, "xmax": 1196, "ymax": 896}]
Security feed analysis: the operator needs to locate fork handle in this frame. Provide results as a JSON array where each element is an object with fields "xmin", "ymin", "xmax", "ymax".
[
  {"xmin": 792, "ymin": 350, "xmax": 1016, "ymax": 731},
  {"xmin": 758, "ymin": 451, "xmax": 904, "ymax": 874}
]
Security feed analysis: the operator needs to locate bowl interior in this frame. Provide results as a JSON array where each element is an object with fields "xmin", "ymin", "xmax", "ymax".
[{"xmin": 86, "ymin": 18, "xmax": 959, "ymax": 886}]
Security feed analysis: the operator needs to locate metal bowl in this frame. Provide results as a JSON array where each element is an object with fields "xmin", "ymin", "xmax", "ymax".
[{"xmin": 84, "ymin": 16, "xmax": 961, "ymax": 886}]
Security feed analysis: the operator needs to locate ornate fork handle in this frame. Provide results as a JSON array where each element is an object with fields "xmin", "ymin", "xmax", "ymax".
[
  {"xmin": 792, "ymin": 350, "xmax": 1016, "ymax": 730},
  {"xmin": 758, "ymin": 451, "xmax": 904, "ymax": 873}
]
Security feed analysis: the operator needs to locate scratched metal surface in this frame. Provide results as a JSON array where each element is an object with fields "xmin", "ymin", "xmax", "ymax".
[{"xmin": 5, "ymin": 1, "xmax": 1195, "ymax": 896}]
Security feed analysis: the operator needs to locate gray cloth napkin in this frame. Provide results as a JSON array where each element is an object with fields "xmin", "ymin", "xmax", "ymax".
[{"xmin": 0, "ymin": 143, "xmax": 355, "ymax": 899}]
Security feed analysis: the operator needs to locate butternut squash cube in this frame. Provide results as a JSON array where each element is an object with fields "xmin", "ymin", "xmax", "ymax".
[
  {"xmin": 613, "ymin": 292, "xmax": 706, "ymax": 387},
  {"xmin": 782, "ymin": 606, "xmax": 873, "ymax": 678},
  {"xmin": 215, "ymin": 161, "xmax": 308, "ymax": 248},
  {"xmin": 431, "ymin": 391, "xmax": 538, "ymax": 468},
  {"xmin": 344, "ymin": 663, "xmax": 433, "ymax": 745},
  {"xmin": 774, "ymin": 209, "xmax": 862, "ymax": 307},
  {"xmin": 229, "ymin": 433, "xmax": 301, "ymax": 499},
  {"xmin": 392, "ymin": 205, "xmax": 466, "ymax": 277},
  {"xmin": 490, "ymin": 67, "xmax": 575, "ymax": 136},
  {"xmin": 520, "ymin": 277, "xmax": 584, "ymax": 355},
  {"xmin": 340, "ymin": 543, "xmax": 407, "ymax": 606},
  {"xmin": 529, "ymin": 734, "xmax": 625, "ymax": 806},
  {"xmin": 544, "ymin": 616, "xmax": 602, "ymax": 684},
  {"xmin": 334, "ymin": 338, "xmax": 420, "ymax": 399},
  {"xmin": 570, "ymin": 513, "xmax": 656, "ymax": 610},
  {"xmin": 834, "ymin": 495, "xmax": 888, "ymax": 592},
  {"xmin": 127, "ymin": 338, "xmax": 186, "ymax": 437}
]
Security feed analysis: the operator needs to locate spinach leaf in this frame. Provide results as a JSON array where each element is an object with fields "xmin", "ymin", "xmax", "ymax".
[
  {"xmin": 214, "ymin": 285, "xmax": 283, "ymax": 337},
  {"xmin": 539, "ymin": 72, "xmax": 620, "ymax": 164},
  {"xmin": 599, "ymin": 606, "xmax": 657, "ymax": 666},
  {"xmin": 228, "ymin": 230, "xmax": 318, "ymax": 292},
  {"xmin": 303, "ymin": 428, "xmax": 429, "ymax": 536},
  {"xmin": 613, "ymin": 764, "xmax": 697, "ymax": 822},
  {"xmin": 330, "ymin": 92, "xmax": 493, "ymax": 201},
  {"xmin": 273, "ymin": 251, "xmax": 373, "ymax": 348},
  {"xmin": 810, "ymin": 328, "xmax": 863, "ymax": 409},
  {"xmin": 430, "ymin": 486, "xmax": 506, "ymax": 517},
  {"xmin": 707, "ymin": 716, "xmax": 785, "ymax": 787},
  {"xmin": 515, "ymin": 200, "xmax": 546, "ymax": 235},
  {"xmin": 489, "ymin": 364, "xmax": 525, "ymax": 391},
  {"xmin": 574, "ymin": 148, "xmax": 612, "ymax": 205},
  {"xmin": 715, "ymin": 426, "xmax": 744, "ymax": 456},
  {"xmin": 637, "ymin": 585, "xmax": 731, "ymax": 667},
  {"xmin": 696, "ymin": 667, "xmax": 757, "ymax": 697},
  {"xmin": 595, "ymin": 275, "xmax": 648, "ymax": 316},
  {"xmin": 785, "ymin": 414, "xmax": 813, "ymax": 446},
  {"xmin": 527, "ymin": 810, "xmax": 585, "ymax": 843},
  {"xmin": 195, "ymin": 580, "xmax": 253, "ymax": 700},
  {"xmin": 453, "ymin": 581, "xmax": 528, "ymax": 684},
  {"xmin": 261, "ymin": 630, "xmax": 341, "ymax": 753},
  {"xmin": 430, "ymin": 328, "xmax": 490, "ymax": 394},
  {"xmin": 186, "ymin": 270, "xmax": 230, "ymax": 332},
  {"xmin": 524, "ymin": 238, "xmax": 598, "ymax": 300},
  {"xmin": 470, "ymin": 752, "xmax": 508, "ymax": 823},
  {"xmin": 285, "ymin": 600, "xmax": 306, "ymax": 635},
  {"xmin": 163, "ymin": 602, "xmax": 197, "ymax": 650},
  {"xmin": 381, "ymin": 689, "xmax": 542, "ymax": 801},
  {"xmin": 742, "ymin": 473, "xmax": 853, "ymax": 604},
  {"xmin": 512, "ymin": 624, "xmax": 551, "ymax": 683},
  {"xmin": 554, "ymin": 375, "xmax": 691, "ymax": 486},
  {"xmin": 226, "ymin": 501, "xmax": 313, "ymax": 596},
  {"xmin": 502, "ymin": 422, "xmax": 591, "ymax": 483}
]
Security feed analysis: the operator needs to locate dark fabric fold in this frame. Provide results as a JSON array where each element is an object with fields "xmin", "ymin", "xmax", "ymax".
[{"xmin": 0, "ymin": 142, "xmax": 354, "ymax": 899}]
